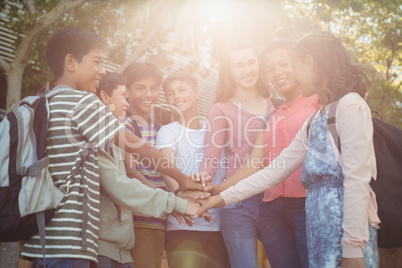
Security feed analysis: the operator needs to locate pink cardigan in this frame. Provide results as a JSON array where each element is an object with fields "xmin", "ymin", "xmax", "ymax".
[
  {"xmin": 263, "ymin": 94, "xmax": 319, "ymax": 201},
  {"xmin": 221, "ymin": 93, "xmax": 380, "ymax": 258},
  {"xmin": 201, "ymin": 99, "xmax": 274, "ymax": 179}
]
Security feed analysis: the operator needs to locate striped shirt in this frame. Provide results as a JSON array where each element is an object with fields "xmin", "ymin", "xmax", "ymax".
[
  {"xmin": 21, "ymin": 86, "xmax": 124, "ymax": 262},
  {"xmin": 124, "ymin": 116, "xmax": 167, "ymax": 230}
]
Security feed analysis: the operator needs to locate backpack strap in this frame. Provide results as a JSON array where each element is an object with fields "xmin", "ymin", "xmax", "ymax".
[
  {"xmin": 153, "ymin": 121, "xmax": 162, "ymax": 132},
  {"xmin": 306, "ymin": 109, "xmax": 320, "ymax": 139},
  {"xmin": 262, "ymin": 107, "xmax": 278, "ymax": 130},
  {"xmin": 36, "ymin": 212, "xmax": 47, "ymax": 268},
  {"xmin": 132, "ymin": 120, "xmax": 142, "ymax": 138},
  {"xmin": 327, "ymin": 101, "xmax": 341, "ymax": 154}
]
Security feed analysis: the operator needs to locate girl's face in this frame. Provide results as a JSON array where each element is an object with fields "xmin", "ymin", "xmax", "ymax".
[
  {"xmin": 229, "ymin": 48, "xmax": 259, "ymax": 91},
  {"xmin": 291, "ymin": 54, "xmax": 317, "ymax": 97},
  {"xmin": 264, "ymin": 48, "xmax": 298, "ymax": 96}
]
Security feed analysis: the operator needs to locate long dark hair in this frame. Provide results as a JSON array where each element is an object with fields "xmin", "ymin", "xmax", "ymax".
[
  {"xmin": 215, "ymin": 39, "xmax": 273, "ymax": 102},
  {"xmin": 292, "ymin": 31, "xmax": 369, "ymax": 104}
]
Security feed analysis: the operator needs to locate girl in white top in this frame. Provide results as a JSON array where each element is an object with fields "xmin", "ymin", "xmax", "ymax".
[{"xmin": 196, "ymin": 31, "xmax": 380, "ymax": 268}]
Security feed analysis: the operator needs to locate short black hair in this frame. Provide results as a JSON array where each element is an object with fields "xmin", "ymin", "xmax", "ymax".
[
  {"xmin": 46, "ymin": 27, "xmax": 107, "ymax": 78},
  {"xmin": 122, "ymin": 62, "xmax": 163, "ymax": 89},
  {"xmin": 96, "ymin": 72, "xmax": 126, "ymax": 97},
  {"xmin": 162, "ymin": 72, "xmax": 198, "ymax": 92},
  {"xmin": 261, "ymin": 38, "xmax": 296, "ymax": 58}
]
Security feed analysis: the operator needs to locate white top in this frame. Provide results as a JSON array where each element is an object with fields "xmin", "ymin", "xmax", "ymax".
[
  {"xmin": 156, "ymin": 121, "xmax": 224, "ymax": 231},
  {"xmin": 220, "ymin": 93, "xmax": 380, "ymax": 258}
]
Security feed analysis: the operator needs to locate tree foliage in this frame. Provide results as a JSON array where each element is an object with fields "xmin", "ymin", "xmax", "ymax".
[{"xmin": 0, "ymin": 0, "xmax": 400, "ymax": 127}]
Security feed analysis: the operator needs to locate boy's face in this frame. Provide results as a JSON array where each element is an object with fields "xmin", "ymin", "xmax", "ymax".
[
  {"xmin": 264, "ymin": 48, "xmax": 298, "ymax": 96},
  {"xmin": 72, "ymin": 47, "xmax": 106, "ymax": 93},
  {"xmin": 164, "ymin": 79, "xmax": 200, "ymax": 115},
  {"xmin": 127, "ymin": 76, "xmax": 160, "ymax": 117},
  {"xmin": 104, "ymin": 85, "xmax": 129, "ymax": 122}
]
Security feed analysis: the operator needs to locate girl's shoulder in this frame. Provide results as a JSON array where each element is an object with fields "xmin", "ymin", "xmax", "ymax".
[{"xmin": 339, "ymin": 92, "xmax": 369, "ymax": 110}]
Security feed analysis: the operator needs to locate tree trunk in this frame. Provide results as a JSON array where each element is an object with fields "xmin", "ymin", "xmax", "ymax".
[
  {"xmin": 5, "ymin": 65, "xmax": 24, "ymax": 112},
  {"xmin": 5, "ymin": 0, "xmax": 87, "ymax": 112}
]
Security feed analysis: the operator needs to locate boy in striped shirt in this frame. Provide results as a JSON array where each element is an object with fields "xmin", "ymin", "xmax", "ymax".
[
  {"xmin": 122, "ymin": 62, "xmax": 168, "ymax": 268},
  {"xmin": 21, "ymin": 27, "xmax": 206, "ymax": 268}
]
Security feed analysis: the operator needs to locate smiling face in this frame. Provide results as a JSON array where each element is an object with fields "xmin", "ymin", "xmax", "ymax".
[
  {"xmin": 127, "ymin": 76, "xmax": 160, "ymax": 118},
  {"xmin": 164, "ymin": 79, "xmax": 200, "ymax": 116},
  {"xmin": 264, "ymin": 48, "xmax": 298, "ymax": 97},
  {"xmin": 229, "ymin": 48, "xmax": 259, "ymax": 91},
  {"xmin": 72, "ymin": 47, "xmax": 106, "ymax": 93}
]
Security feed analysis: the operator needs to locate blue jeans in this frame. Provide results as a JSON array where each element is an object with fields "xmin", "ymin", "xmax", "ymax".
[
  {"xmin": 259, "ymin": 197, "xmax": 308, "ymax": 268},
  {"xmin": 220, "ymin": 195, "xmax": 261, "ymax": 268},
  {"xmin": 97, "ymin": 256, "xmax": 134, "ymax": 268},
  {"xmin": 34, "ymin": 258, "xmax": 91, "ymax": 268}
]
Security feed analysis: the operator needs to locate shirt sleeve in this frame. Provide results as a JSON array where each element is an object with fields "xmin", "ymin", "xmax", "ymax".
[
  {"xmin": 156, "ymin": 125, "xmax": 178, "ymax": 151},
  {"xmin": 337, "ymin": 94, "xmax": 376, "ymax": 258},
  {"xmin": 72, "ymin": 93, "xmax": 124, "ymax": 147},
  {"xmin": 98, "ymin": 148, "xmax": 188, "ymax": 215},
  {"xmin": 220, "ymin": 117, "xmax": 309, "ymax": 204},
  {"xmin": 201, "ymin": 104, "xmax": 228, "ymax": 177}
]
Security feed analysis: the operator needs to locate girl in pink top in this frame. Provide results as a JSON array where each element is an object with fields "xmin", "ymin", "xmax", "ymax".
[
  {"xmin": 196, "ymin": 31, "xmax": 380, "ymax": 268},
  {"xmin": 258, "ymin": 39, "xmax": 319, "ymax": 268},
  {"xmin": 192, "ymin": 40, "xmax": 275, "ymax": 268}
]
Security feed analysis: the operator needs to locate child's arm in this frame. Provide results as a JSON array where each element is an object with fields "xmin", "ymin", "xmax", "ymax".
[
  {"xmin": 217, "ymin": 117, "xmax": 310, "ymax": 205},
  {"xmin": 337, "ymin": 94, "xmax": 376, "ymax": 259},
  {"xmin": 196, "ymin": 124, "xmax": 308, "ymax": 216},
  {"xmin": 123, "ymin": 151, "xmax": 157, "ymax": 189},
  {"xmin": 191, "ymin": 104, "xmax": 227, "ymax": 186},
  {"xmin": 211, "ymin": 129, "xmax": 265, "ymax": 195},
  {"xmin": 112, "ymin": 129, "xmax": 203, "ymax": 191},
  {"xmin": 98, "ymin": 148, "xmax": 195, "ymax": 217}
]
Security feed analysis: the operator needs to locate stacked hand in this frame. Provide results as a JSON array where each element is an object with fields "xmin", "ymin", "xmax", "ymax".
[
  {"xmin": 173, "ymin": 170, "xmax": 227, "ymax": 226},
  {"xmin": 173, "ymin": 189, "xmax": 213, "ymax": 226}
]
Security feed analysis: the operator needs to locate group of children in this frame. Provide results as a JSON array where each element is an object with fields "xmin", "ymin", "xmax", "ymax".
[{"xmin": 20, "ymin": 26, "xmax": 379, "ymax": 268}]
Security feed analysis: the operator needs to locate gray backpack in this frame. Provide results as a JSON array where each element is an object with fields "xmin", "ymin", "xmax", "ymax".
[{"xmin": 0, "ymin": 87, "xmax": 88, "ymax": 260}]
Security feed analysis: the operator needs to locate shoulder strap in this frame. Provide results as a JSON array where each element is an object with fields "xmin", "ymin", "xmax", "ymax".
[
  {"xmin": 131, "ymin": 120, "xmax": 142, "ymax": 138},
  {"xmin": 153, "ymin": 121, "xmax": 162, "ymax": 132},
  {"xmin": 306, "ymin": 109, "xmax": 319, "ymax": 139},
  {"xmin": 262, "ymin": 108, "xmax": 278, "ymax": 130},
  {"xmin": 328, "ymin": 101, "xmax": 341, "ymax": 154}
]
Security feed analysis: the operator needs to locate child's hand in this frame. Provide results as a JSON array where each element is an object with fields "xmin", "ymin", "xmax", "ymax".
[
  {"xmin": 341, "ymin": 258, "xmax": 364, "ymax": 268},
  {"xmin": 177, "ymin": 190, "xmax": 211, "ymax": 200},
  {"xmin": 190, "ymin": 171, "xmax": 212, "ymax": 188},
  {"xmin": 179, "ymin": 179, "xmax": 205, "ymax": 192},
  {"xmin": 170, "ymin": 210, "xmax": 195, "ymax": 227},
  {"xmin": 194, "ymin": 195, "xmax": 225, "ymax": 218}
]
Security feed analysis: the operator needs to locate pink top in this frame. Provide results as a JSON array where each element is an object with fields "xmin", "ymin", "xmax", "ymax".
[
  {"xmin": 221, "ymin": 93, "xmax": 380, "ymax": 258},
  {"xmin": 263, "ymin": 94, "xmax": 319, "ymax": 201},
  {"xmin": 201, "ymin": 99, "xmax": 274, "ymax": 178}
]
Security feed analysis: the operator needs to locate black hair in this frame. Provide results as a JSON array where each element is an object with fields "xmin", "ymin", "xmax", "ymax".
[
  {"xmin": 162, "ymin": 72, "xmax": 198, "ymax": 91},
  {"xmin": 292, "ymin": 30, "xmax": 369, "ymax": 104},
  {"xmin": 122, "ymin": 62, "xmax": 163, "ymax": 89},
  {"xmin": 96, "ymin": 72, "xmax": 126, "ymax": 97},
  {"xmin": 46, "ymin": 27, "xmax": 107, "ymax": 78}
]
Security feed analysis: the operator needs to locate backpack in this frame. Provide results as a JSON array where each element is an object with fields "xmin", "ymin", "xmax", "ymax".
[
  {"xmin": 0, "ymin": 87, "xmax": 88, "ymax": 253},
  {"xmin": 308, "ymin": 101, "xmax": 402, "ymax": 248}
]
